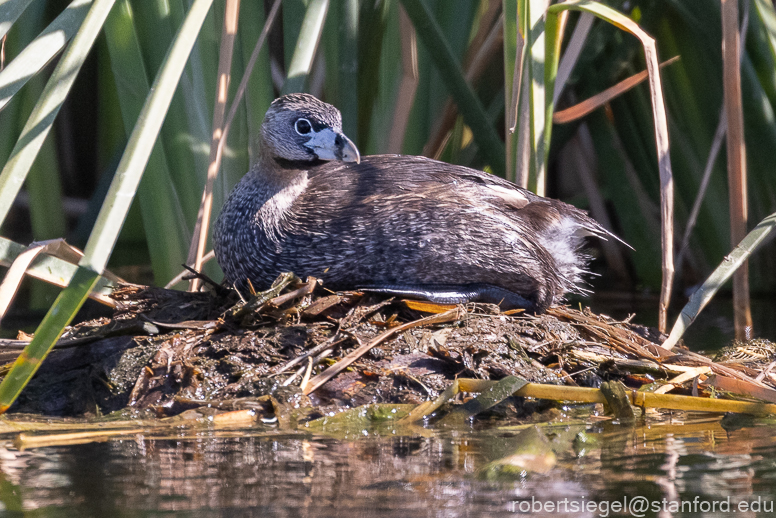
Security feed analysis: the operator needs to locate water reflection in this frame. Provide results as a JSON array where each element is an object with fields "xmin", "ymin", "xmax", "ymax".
[{"xmin": 0, "ymin": 415, "xmax": 775, "ymax": 516}]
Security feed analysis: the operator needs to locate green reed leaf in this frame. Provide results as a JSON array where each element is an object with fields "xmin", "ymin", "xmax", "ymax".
[
  {"xmin": 663, "ymin": 211, "xmax": 776, "ymax": 350},
  {"xmin": 0, "ymin": 0, "xmax": 114, "ymax": 227},
  {"xmin": 400, "ymin": 0, "xmax": 505, "ymax": 175},
  {"xmin": 282, "ymin": 0, "xmax": 329, "ymax": 95},
  {"xmin": 0, "ymin": 0, "xmax": 215, "ymax": 413},
  {"xmin": 0, "ymin": 0, "xmax": 92, "ymax": 112}
]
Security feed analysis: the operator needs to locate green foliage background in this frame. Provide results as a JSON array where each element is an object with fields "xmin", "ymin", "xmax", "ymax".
[{"xmin": 3, "ymin": 0, "xmax": 776, "ymax": 309}]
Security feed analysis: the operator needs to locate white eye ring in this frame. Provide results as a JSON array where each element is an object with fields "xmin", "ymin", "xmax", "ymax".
[{"xmin": 295, "ymin": 118, "xmax": 312, "ymax": 135}]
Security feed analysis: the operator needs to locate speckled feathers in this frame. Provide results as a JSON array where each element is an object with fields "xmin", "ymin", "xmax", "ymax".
[{"xmin": 214, "ymin": 94, "xmax": 621, "ymax": 312}]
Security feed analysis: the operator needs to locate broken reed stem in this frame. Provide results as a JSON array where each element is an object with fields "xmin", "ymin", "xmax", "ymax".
[
  {"xmin": 653, "ymin": 367, "xmax": 711, "ymax": 395},
  {"xmin": 284, "ymin": 348, "xmax": 333, "ymax": 387},
  {"xmin": 548, "ymin": 305, "xmax": 775, "ymax": 396},
  {"xmin": 268, "ymin": 277, "xmax": 318, "ymax": 307},
  {"xmin": 299, "ymin": 356, "xmax": 314, "ymax": 392},
  {"xmin": 274, "ymin": 335, "xmax": 347, "ymax": 375},
  {"xmin": 282, "ymin": 363, "xmax": 306, "ymax": 387}
]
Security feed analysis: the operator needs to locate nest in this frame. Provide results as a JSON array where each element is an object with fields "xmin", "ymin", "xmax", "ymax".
[{"xmin": 7, "ymin": 275, "xmax": 776, "ymax": 419}]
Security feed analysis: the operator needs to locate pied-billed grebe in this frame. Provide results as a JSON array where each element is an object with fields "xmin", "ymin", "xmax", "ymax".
[{"xmin": 214, "ymin": 93, "xmax": 623, "ymax": 312}]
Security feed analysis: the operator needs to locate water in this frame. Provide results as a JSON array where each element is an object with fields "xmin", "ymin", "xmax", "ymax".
[
  {"xmin": 2, "ymin": 297, "xmax": 775, "ymax": 516},
  {"xmin": 1, "ymin": 414, "xmax": 776, "ymax": 517}
]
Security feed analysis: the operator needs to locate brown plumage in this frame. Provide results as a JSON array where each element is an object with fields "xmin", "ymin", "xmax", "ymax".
[{"xmin": 213, "ymin": 93, "xmax": 624, "ymax": 312}]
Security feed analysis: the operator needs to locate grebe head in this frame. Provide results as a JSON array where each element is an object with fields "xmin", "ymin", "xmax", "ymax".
[{"xmin": 260, "ymin": 93, "xmax": 360, "ymax": 164}]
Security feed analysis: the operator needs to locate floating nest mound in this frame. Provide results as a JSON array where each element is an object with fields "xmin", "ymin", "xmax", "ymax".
[{"xmin": 6, "ymin": 275, "xmax": 776, "ymax": 419}]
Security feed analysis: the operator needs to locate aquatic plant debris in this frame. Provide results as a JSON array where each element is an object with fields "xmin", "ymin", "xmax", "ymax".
[{"xmin": 0, "ymin": 275, "xmax": 775, "ymax": 429}]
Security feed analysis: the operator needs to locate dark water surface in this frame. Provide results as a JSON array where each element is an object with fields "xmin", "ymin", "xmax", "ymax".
[{"xmin": 1, "ymin": 414, "xmax": 776, "ymax": 517}]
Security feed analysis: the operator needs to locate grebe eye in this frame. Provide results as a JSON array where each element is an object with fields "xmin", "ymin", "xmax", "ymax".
[{"xmin": 295, "ymin": 118, "xmax": 312, "ymax": 135}]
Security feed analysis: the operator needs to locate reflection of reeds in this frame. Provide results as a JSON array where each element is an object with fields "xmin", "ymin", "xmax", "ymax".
[
  {"xmin": 2, "ymin": 0, "xmax": 776, "ymax": 412},
  {"xmin": 14, "ymin": 429, "xmax": 145, "ymax": 450},
  {"xmin": 8, "ymin": 406, "xmax": 263, "ymax": 449}
]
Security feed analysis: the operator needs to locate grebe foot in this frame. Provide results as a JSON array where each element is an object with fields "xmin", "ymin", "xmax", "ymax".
[{"xmin": 356, "ymin": 283, "xmax": 537, "ymax": 312}]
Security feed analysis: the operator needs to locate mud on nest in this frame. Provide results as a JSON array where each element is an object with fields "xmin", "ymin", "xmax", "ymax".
[{"xmin": 8, "ymin": 274, "xmax": 675, "ymax": 418}]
